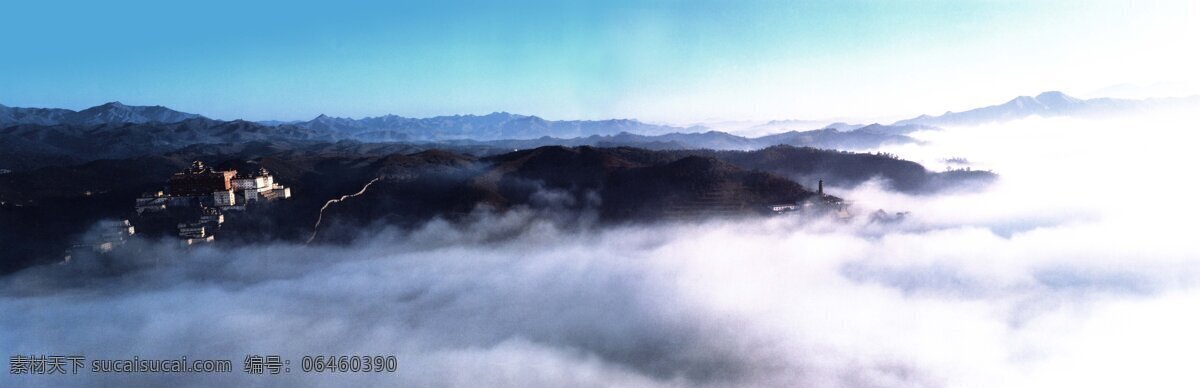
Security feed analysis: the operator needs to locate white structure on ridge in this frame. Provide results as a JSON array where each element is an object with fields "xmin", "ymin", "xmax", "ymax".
[{"xmin": 232, "ymin": 167, "xmax": 291, "ymax": 204}]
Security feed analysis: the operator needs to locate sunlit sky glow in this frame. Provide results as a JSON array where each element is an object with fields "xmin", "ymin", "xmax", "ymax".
[{"xmin": 1, "ymin": 0, "xmax": 1197, "ymax": 123}]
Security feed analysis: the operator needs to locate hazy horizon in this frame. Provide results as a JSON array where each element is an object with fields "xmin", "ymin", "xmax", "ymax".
[
  {"xmin": 4, "ymin": 88, "xmax": 1194, "ymax": 129},
  {"xmin": 2, "ymin": 1, "xmax": 1198, "ymax": 123}
]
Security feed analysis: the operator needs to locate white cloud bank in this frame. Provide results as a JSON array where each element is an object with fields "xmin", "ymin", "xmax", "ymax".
[{"xmin": 3, "ymin": 107, "xmax": 1200, "ymax": 387}]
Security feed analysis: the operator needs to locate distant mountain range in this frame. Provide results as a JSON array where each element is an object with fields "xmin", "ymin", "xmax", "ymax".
[
  {"xmin": 894, "ymin": 91, "xmax": 1200, "ymax": 127},
  {"xmin": 0, "ymin": 101, "xmax": 203, "ymax": 126},
  {"xmin": 0, "ymin": 116, "xmax": 924, "ymax": 171},
  {"xmin": 284, "ymin": 112, "xmax": 698, "ymax": 141},
  {"xmin": 457, "ymin": 123, "xmax": 923, "ymax": 152},
  {"xmin": 5, "ymin": 91, "xmax": 1195, "ymax": 134},
  {"xmin": 0, "ymin": 103, "xmax": 697, "ymax": 141},
  {"xmin": 0, "ymin": 102, "xmax": 927, "ymax": 171},
  {"xmin": 3, "ymin": 91, "xmax": 1195, "ymax": 171}
]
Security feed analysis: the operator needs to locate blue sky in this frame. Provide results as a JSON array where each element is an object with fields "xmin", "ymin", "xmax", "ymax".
[{"xmin": 2, "ymin": 0, "xmax": 1197, "ymax": 122}]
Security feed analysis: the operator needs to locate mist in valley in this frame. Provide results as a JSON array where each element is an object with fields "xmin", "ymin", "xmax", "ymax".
[{"xmin": 3, "ymin": 107, "xmax": 1200, "ymax": 387}]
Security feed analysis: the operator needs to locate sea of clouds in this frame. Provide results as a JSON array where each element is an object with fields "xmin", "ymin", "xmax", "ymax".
[{"xmin": 3, "ymin": 107, "xmax": 1200, "ymax": 387}]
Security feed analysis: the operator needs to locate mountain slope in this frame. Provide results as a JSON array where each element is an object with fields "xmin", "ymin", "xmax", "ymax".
[
  {"xmin": 0, "ymin": 118, "xmax": 336, "ymax": 170},
  {"xmin": 0, "ymin": 144, "xmax": 995, "ymax": 272},
  {"xmin": 0, "ymin": 101, "xmax": 203, "ymax": 127},
  {"xmin": 0, "ymin": 104, "xmax": 74, "ymax": 126}
]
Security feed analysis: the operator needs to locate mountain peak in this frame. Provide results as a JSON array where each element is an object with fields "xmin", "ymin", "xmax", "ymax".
[
  {"xmin": 82, "ymin": 101, "xmax": 134, "ymax": 113},
  {"xmin": 1006, "ymin": 95, "xmax": 1037, "ymax": 105},
  {"xmin": 1034, "ymin": 90, "xmax": 1082, "ymax": 106},
  {"xmin": 1036, "ymin": 90, "xmax": 1067, "ymax": 99},
  {"xmin": 68, "ymin": 101, "xmax": 202, "ymax": 125},
  {"xmin": 483, "ymin": 111, "xmax": 519, "ymax": 119}
]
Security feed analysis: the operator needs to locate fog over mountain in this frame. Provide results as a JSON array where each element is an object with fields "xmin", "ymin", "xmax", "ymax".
[
  {"xmin": 2, "ymin": 107, "xmax": 1197, "ymax": 387},
  {"xmin": 0, "ymin": 143, "xmax": 994, "ymax": 274},
  {"xmin": 5, "ymin": 0, "xmax": 1200, "ymax": 384}
]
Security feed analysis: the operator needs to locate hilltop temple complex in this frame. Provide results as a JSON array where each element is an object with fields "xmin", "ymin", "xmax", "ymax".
[{"xmin": 135, "ymin": 161, "xmax": 291, "ymax": 244}]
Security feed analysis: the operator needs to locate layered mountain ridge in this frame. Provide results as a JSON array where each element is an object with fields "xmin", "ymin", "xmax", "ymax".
[{"xmin": 0, "ymin": 102, "xmax": 927, "ymax": 171}]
